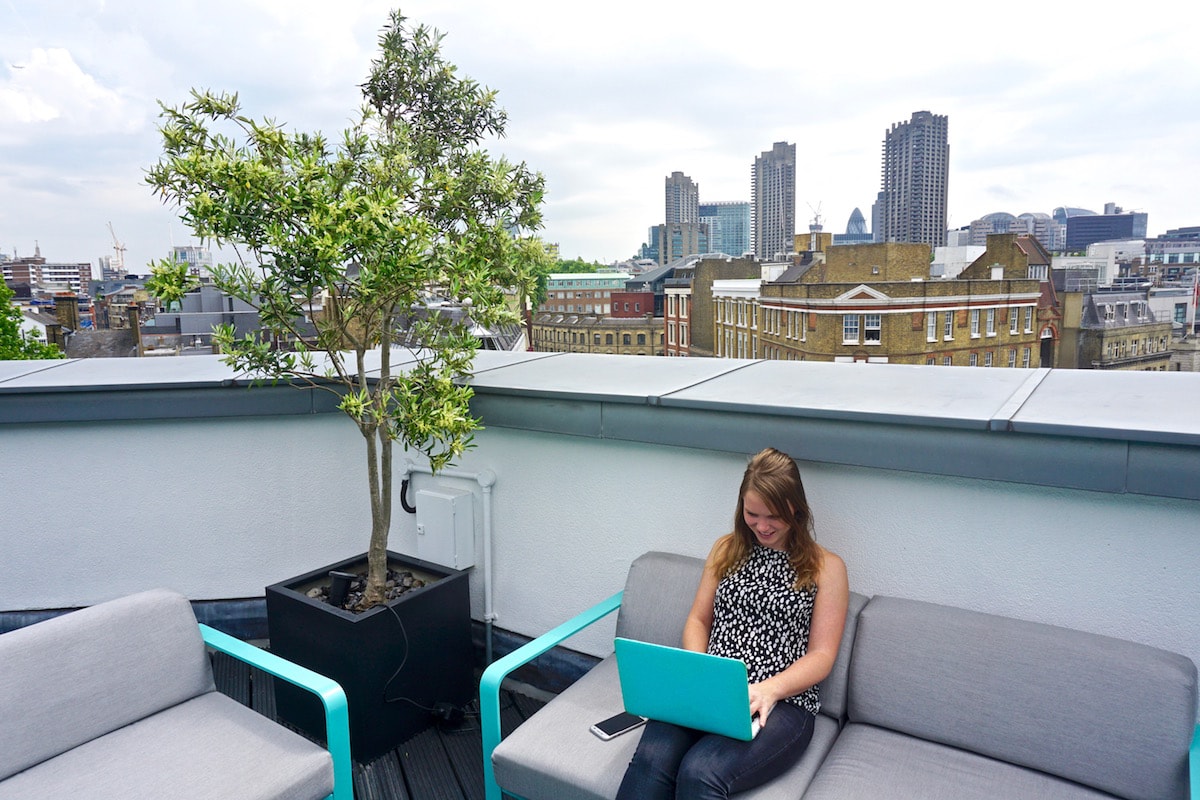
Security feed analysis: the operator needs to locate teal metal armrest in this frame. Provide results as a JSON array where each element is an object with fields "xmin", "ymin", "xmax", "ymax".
[
  {"xmin": 480, "ymin": 590, "xmax": 623, "ymax": 800},
  {"xmin": 1191, "ymin": 724, "xmax": 1199, "ymax": 799},
  {"xmin": 199, "ymin": 624, "xmax": 352, "ymax": 800}
]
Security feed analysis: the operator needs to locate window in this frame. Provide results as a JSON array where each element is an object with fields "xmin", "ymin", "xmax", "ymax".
[
  {"xmin": 800, "ymin": 312, "xmax": 807, "ymax": 342},
  {"xmin": 864, "ymin": 314, "xmax": 882, "ymax": 344},
  {"xmin": 986, "ymin": 309, "xmax": 996, "ymax": 336},
  {"xmin": 926, "ymin": 356, "xmax": 936, "ymax": 365},
  {"xmin": 634, "ymin": 303, "xmax": 641, "ymax": 313},
  {"xmin": 969, "ymin": 352, "xmax": 978, "ymax": 367},
  {"xmin": 605, "ymin": 333, "xmax": 613, "ymax": 345},
  {"xmin": 680, "ymin": 324, "xmax": 688, "ymax": 346},
  {"xmin": 984, "ymin": 351, "xmax": 993, "ymax": 367},
  {"xmin": 970, "ymin": 309, "xmax": 980, "ymax": 337},
  {"xmin": 668, "ymin": 323, "xmax": 676, "ymax": 345},
  {"xmin": 943, "ymin": 356, "xmax": 952, "ymax": 366},
  {"xmin": 1008, "ymin": 349, "xmax": 1016, "ymax": 368},
  {"xmin": 1022, "ymin": 348, "xmax": 1031, "ymax": 368},
  {"xmin": 1024, "ymin": 307, "xmax": 1033, "ymax": 332},
  {"xmin": 842, "ymin": 314, "xmax": 860, "ymax": 344},
  {"xmin": 927, "ymin": 312, "xmax": 937, "ymax": 342},
  {"xmin": 593, "ymin": 334, "xmax": 600, "ymax": 345},
  {"xmin": 637, "ymin": 333, "xmax": 646, "ymax": 345},
  {"xmin": 622, "ymin": 334, "xmax": 631, "ymax": 345},
  {"xmin": 1028, "ymin": 264, "xmax": 1048, "ymax": 280},
  {"xmin": 943, "ymin": 311, "xmax": 954, "ymax": 340},
  {"xmin": 681, "ymin": 297, "xmax": 689, "ymax": 319},
  {"xmin": 1010, "ymin": 308, "xmax": 1019, "ymax": 334}
]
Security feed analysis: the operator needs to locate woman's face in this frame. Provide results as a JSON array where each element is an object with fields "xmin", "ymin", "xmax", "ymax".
[{"xmin": 742, "ymin": 489, "xmax": 792, "ymax": 551}]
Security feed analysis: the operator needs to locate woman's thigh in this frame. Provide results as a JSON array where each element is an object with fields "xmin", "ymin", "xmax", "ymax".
[
  {"xmin": 615, "ymin": 720, "xmax": 704, "ymax": 800},
  {"xmin": 677, "ymin": 704, "xmax": 816, "ymax": 798}
]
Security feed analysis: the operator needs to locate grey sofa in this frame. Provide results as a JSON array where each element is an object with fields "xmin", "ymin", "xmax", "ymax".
[
  {"xmin": 0, "ymin": 588, "xmax": 351, "ymax": 800},
  {"xmin": 481, "ymin": 551, "xmax": 1199, "ymax": 800}
]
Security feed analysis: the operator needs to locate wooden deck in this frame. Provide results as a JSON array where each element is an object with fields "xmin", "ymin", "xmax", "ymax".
[{"xmin": 209, "ymin": 650, "xmax": 545, "ymax": 800}]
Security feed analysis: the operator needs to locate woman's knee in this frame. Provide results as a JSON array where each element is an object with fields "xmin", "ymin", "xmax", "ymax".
[{"xmin": 675, "ymin": 745, "xmax": 732, "ymax": 798}]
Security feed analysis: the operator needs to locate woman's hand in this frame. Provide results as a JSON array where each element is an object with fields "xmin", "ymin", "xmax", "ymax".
[{"xmin": 748, "ymin": 679, "xmax": 786, "ymax": 726}]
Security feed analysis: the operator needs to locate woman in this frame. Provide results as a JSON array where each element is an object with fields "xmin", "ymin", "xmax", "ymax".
[{"xmin": 616, "ymin": 448, "xmax": 849, "ymax": 800}]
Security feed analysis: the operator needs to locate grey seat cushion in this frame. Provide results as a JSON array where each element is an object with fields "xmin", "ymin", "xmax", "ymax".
[
  {"xmin": 847, "ymin": 596, "xmax": 1197, "ymax": 800},
  {"xmin": 0, "ymin": 589, "xmax": 215, "ymax": 780},
  {"xmin": 0, "ymin": 691, "xmax": 333, "ymax": 800},
  {"xmin": 801, "ymin": 723, "xmax": 1120, "ymax": 800},
  {"xmin": 493, "ymin": 655, "xmax": 840, "ymax": 800}
]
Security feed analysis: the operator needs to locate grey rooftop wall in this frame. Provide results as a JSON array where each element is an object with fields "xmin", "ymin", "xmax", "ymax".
[{"xmin": 3, "ymin": 351, "xmax": 1198, "ymax": 502}]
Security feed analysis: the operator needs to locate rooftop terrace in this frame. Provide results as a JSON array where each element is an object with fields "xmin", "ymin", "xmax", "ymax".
[{"xmin": 2, "ymin": 352, "xmax": 1198, "ymax": 794}]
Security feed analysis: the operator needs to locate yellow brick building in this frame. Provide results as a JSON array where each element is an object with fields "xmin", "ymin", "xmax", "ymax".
[
  {"xmin": 530, "ymin": 313, "xmax": 664, "ymax": 356},
  {"xmin": 720, "ymin": 238, "xmax": 1047, "ymax": 367}
]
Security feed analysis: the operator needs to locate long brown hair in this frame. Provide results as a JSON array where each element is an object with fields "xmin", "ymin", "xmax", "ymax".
[{"xmin": 713, "ymin": 448, "xmax": 822, "ymax": 589}]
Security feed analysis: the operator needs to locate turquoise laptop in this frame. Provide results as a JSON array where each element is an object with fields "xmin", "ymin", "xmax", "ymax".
[{"xmin": 614, "ymin": 637, "xmax": 756, "ymax": 741}]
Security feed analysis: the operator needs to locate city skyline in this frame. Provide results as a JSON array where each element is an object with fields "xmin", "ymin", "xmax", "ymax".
[{"xmin": 2, "ymin": 0, "xmax": 1198, "ymax": 270}]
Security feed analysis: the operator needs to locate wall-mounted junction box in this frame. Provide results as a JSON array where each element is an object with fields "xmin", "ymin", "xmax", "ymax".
[{"xmin": 415, "ymin": 485, "xmax": 475, "ymax": 570}]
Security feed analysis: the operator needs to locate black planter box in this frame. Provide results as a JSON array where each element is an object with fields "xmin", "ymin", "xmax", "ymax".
[{"xmin": 265, "ymin": 551, "xmax": 473, "ymax": 763}]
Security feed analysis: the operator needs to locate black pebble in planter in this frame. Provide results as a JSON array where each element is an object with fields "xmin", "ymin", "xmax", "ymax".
[{"xmin": 265, "ymin": 551, "xmax": 473, "ymax": 763}]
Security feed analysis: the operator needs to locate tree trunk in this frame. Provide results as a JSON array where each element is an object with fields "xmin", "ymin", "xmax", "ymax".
[{"xmin": 361, "ymin": 423, "xmax": 392, "ymax": 608}]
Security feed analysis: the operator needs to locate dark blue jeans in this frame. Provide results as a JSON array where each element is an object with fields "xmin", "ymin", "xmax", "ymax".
[{"xmin": 615, "ymin": 703, "xmax": 815, "ymax": 800}]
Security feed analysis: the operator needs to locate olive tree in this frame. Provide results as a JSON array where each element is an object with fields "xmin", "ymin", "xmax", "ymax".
[
  {"xmin": 144, "ymin": 258, "xmax": 200, "ymax": 311},
  {"xmin": 147, "ymin": 10, "xmax": 551, "ymax": 608}
]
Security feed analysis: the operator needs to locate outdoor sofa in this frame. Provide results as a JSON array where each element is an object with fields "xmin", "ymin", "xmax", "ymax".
[
  {"xmin": 481, "ymin": 550, "xmax": 1200, "ymax": 800},
  {"xmin": 0, "ymin": 588, "xmax": 352, "ymax": 800}
]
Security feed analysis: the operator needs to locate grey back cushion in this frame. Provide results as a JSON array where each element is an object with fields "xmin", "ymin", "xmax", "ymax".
[
  {"xmin": 615, "ymin": 551, "xmax": 703, "ymax": 647},
  {"xmin": 0, "ymin": 588, "xmax": 215, "ymax": 780},
  {"xmin": 613, "ymin": 550, "xmax": 865, "ymax": 721},
  {"xmin": 847, "ymin": 595, "xmax": 1198, "ymax": 800}
]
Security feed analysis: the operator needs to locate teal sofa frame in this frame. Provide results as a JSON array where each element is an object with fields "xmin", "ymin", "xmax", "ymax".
[
  {"xmin": 199, "ymin": 623, "xmax": 353, "ymax": 800},
  {"xmin": 480, "ymin": 590, "xmax": 623, "ymax": 800}
]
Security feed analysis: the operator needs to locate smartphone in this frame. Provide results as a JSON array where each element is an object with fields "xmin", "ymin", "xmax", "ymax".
[{"xmin": 589, "ymin": 711, "xmax": 647, "ymax": 741}]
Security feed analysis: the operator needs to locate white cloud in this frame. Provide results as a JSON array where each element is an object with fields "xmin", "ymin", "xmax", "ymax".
[{"xmin": 0, "ymin": 48, "xmax": 141, "ymax": 136}]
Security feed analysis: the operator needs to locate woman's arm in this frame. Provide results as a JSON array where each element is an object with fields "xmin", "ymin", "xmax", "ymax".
[
  {"xmin": 749, "ymin": 548, "xmax": 849, "ymax": 725},
  {"xmin": 681, "ymin": 536, "xmax": 729, "ymax": 652}
]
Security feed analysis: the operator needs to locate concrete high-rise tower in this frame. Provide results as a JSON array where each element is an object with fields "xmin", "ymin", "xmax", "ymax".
[
  {"xmin": 878, "ymin": 111, "xmax": 949, "ymax": 248},
  {"xmin": 665, "ymin": 172, "xmax": 699, "ymax": 224},
  {"xmin": 751, "ymin": 142, "xmax": 796, "ymax": 260}
]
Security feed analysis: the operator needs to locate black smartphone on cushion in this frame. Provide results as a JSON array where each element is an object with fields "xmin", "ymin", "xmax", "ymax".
[{"xmin": 589, "ymin": 711, "xmax": 648, "ymax": 740}]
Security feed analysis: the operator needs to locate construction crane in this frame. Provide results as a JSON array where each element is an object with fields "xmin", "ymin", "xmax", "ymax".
[
  {"xmin": 806, "ymin": 202, "xmax": 824, "ymax": 230},
  {"xmin": 107, "ymin": 222, "xmax": 126, "ymax": 275}
]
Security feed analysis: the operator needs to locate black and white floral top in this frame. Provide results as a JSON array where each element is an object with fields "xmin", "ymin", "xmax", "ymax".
[{"xmin": 707, "ymin": 543, "xmax": 820, "ymax": 715}]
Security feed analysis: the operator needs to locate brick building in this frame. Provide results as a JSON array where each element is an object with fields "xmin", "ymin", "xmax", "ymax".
[
  {"xmin": 728, "ymin": 237, "xmax": 1047, "ymax": 367},
  {"xmin": 665, "ymin": 256, "xmax": 760, "ymax": 357},
  {"xmin": 530, "ymin": 313, "xmax": 663, "ymax": 356}
]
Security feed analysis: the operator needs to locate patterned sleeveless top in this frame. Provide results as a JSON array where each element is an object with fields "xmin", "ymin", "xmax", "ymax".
[{"xmin": 706, "ymin": 543, "xmax": 820, "ymax": 715}]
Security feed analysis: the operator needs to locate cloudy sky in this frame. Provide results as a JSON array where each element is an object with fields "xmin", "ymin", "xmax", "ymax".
[{"xmin": 2, "ymin": 0, "xmax": 1197, "ymax": 273}]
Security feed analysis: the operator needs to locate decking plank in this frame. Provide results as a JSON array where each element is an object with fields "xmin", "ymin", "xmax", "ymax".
[
  {"xmin": 355, "ymin": 752, "xmax": 412, "ymax": 800},
  {"xmin": 211, "ymin": 652, "xmax": 551, "ymax": 800},
  {"xmin": 210, "ymin": 651, "xmax": 250, "ymax": 706},
  {"xmin": 249, "ymin": 665, "xmax": 277, "ymax": 718},
  {"xmin": 396, "ymin": 727, "xmax": 465, "ymax": 799}
]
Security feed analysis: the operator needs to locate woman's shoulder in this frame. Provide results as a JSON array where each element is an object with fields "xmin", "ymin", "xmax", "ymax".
[{"xmin": 815, "ymin": 545, "xmax": 848, "ymax": 591}]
